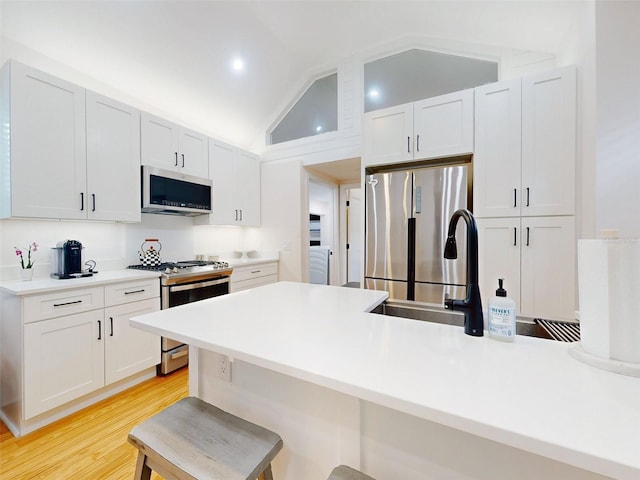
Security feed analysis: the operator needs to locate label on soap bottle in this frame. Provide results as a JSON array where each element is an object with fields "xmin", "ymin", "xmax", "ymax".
[{"xmin": 488, "ymin": 305, "xmax": 516, "ymax": 339}]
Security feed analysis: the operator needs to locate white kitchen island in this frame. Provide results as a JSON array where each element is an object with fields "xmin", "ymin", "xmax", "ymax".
[{"xmin": 130, "ymin": 281, "xmax": 640, "ymax": 480}]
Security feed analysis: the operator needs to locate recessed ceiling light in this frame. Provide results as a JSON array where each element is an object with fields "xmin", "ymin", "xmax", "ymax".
[
  {"xmin": 231, "ymin": 57, "xmax": 245, "ymax": 72},
  {"xmin": 368, "ymin": 88, "xmax": 380, "ymax": 99},
  {"xmin": 315, "ymin": 125, "xmax": 323, "ymax": 133}
]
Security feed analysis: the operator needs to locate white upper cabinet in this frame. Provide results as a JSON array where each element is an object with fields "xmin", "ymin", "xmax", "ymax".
[
  {"xmin": 1, "ymin": 61, "xmax": 142, "ymax": 222},
  {"xmin": 473, "ymin": 78, "xmax": 522, "ymax": 218},
  {"xmin": 363, "ymin": 89, "xmax": 474, "ymax": 167},
  {"xmin": 234, "ymin": 150, "xmax": 261, "ymax": 226},
  {"xmin": 474, "ymin": 66, "xmax": 576, "ymax": 218},
  {"xmin": 363, "ymin": 103, "xmax": 414, "ymax": 166},
  {"xmin": 204, "ymin": 141, "xmax": 236, "ymax": 225},
  {"xmin": 2, "ymin": 61, "xmax": 87, "ymax": 219},
  {"xmin": 521, "ymin": 66, "xmax": 576, "ymax": 217},
  {"xmin": 412, "ymin": 90, "xmax": 474, "ymax": 160},
  {"xmin": 140, "ymin": 112, "xmax": 208, "ymax": 178},
  {"xmin": 86, "ymin": 91, "xmax": 141, "ymax": 222},
  {"xmin": 195, "ymin": 139, "xmax": 261, "ymax": 227}
]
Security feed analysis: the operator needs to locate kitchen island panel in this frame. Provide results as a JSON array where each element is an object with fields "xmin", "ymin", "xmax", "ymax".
[{"xmin": 131, "ymin": 281, "xmax": 640, "ymax": 480}]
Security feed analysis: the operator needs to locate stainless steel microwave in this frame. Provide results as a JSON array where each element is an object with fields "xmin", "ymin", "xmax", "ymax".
[{"xmin": 141, "ymin": 166, "xmax": 212, "ymax": 216}]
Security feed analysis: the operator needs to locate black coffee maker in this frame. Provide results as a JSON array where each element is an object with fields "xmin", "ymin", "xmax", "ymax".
[{"xmin": 51, "ymin": 240, "xmax": 92, "ymax": 279}]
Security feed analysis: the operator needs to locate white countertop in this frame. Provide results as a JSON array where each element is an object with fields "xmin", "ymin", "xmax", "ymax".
[
  {"xmin": 130, "ymin": 281, "xmax": 640, "ymax": 479},
  {"xmin": 0, "ymin": 269, "xmax": 161, "ymax": 295}
]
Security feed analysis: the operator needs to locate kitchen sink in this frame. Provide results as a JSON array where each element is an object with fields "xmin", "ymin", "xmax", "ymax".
[{"xmin": 370, "ymin": 301, "xmax": 564, "ymax": 340}]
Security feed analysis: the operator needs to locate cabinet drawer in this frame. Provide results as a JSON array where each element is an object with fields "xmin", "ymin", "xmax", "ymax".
[
  {"xmin": 231, "ymin": 263, "xmax": 278, "ymax": 283},
  {"xmin": 231, "ymin": 274, "xmax": 279, "ymax": 293},
  {"xmin": 24, "ymin": 287, "xmax": 104, "ymax": 323},
  {"xmin": 104, "ymin": 279, "xmax": 160, "ymax": 306}
]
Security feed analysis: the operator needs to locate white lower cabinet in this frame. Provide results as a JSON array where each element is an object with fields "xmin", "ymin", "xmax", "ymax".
[
  {"xmin": 24, "ymin": 309, "xmax": 105, "ymax": 419},
  {"xmin": 105, "ymin": 298, "xmax": 160, "ymax": 385},
  {"xmin": 4, "ymin": 278, "xmax": 160, "ymax": 432},
  {"xmin": 477, "ymin": 216, "xmax": 575, "ymax": 321},
  {"xmin": 230, "ymin": 262, "xmax": 279, "ymax": 293}
]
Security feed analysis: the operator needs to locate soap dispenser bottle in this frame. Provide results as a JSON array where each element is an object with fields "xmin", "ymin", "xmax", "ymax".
[{"xmin": 488, "ymin": 278, "xmax": 516, "ymax": 341}]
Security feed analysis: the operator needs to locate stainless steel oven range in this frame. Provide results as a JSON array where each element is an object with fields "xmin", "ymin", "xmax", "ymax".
[{"xmin": 127, "ymin": 260, "xmax": 232, "ymax": 374}]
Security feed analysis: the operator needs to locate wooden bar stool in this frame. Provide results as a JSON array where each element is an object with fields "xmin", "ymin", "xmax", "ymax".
[
  {"xmin": 128, "ymin": 396, "xmax": 283, "ymax": 480},
  {"xmin": 328, "ymin": 465, "xmax": 376, "ymax": 480}
]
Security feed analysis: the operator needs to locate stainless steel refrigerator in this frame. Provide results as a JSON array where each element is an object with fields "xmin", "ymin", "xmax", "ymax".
[{"xmin": 364, "ymin": 163, "xmax": 469, "ymax": 305}]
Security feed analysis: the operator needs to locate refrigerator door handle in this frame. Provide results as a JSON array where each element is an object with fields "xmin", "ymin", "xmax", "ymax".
[{"xmin": 415, "ymin": 186, "xmax": 422, "ymax": 214}]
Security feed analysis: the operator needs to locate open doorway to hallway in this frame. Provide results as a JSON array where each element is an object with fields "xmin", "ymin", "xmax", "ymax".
[
  {"xmin": 305, "ymin": 157, "xmax": 361, "ymax": 286},
  {"xmin": 341, "ymin": 184, "xmax": 362, "ymax": 287},
  {"xmin": 308, "ymin": 179, "xmax": 337, "ymax": 285}
]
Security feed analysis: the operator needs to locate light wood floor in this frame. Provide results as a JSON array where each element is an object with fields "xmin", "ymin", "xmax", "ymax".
[{"xmin": 0, "ymin": 367, "xmax": 188, "ymax": 480}]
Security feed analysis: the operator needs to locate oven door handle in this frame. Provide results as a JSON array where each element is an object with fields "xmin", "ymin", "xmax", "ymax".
[
  {"xmin": 167, "ymin": 277, "xmax": 230, "ymax": 293},
  {"xmin": 169, "ymin": 349, "xmax": 189, "ymax": 360}
]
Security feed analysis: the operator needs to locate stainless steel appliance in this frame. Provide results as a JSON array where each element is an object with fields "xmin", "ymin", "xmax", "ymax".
[
  {"xmin": 141, "ymin": 165, "xmax": 212, "ymax": 216},
  {"xmin": 128, "ymin": 260, "xmax": 232, "ymax": 374},
  {"xmin": 364, "ymin": 160, "xmax": 470, "ymax": 305},
  {"xmin": 51, "ymin": 240, "xmax": 94, "ymax": 279}
]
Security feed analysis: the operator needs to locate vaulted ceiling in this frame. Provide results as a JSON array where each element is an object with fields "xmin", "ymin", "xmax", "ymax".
[{"xmin": 1, "ymin": 1, "xmax": 586, "ymax": 152}]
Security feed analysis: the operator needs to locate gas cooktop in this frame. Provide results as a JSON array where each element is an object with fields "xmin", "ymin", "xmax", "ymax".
[{"xmin": 127, "ymin": 260, "xmax": 231, "ymax": 276}]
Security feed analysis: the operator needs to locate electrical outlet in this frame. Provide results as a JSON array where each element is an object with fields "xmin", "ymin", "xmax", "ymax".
[{"xmin": 216, "ymin": 353, "xmax": 232, "ymax": 382}]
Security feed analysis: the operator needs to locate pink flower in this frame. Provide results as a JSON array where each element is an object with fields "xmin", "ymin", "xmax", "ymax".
[{"xmin": 14, "ymin": 242, "xmax": 38, "ymax": 269}]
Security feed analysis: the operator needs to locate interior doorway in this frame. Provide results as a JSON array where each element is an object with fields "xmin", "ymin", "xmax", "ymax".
[
  {"xmin": 341, "ymin": 185, "xmax": 362, "ymax": 286},
  {"xmin": 307, "ymin": 178, "xmax": 338, "ymax": 285},
  {"xmin": 304, "ymin": 157, "xmax": 361, "ymax": 287}
]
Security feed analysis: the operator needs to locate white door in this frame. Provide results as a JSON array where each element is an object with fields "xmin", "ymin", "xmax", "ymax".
[
  {"xmin": 346, "ymin": 188, "xmax": 362, "ymax": 284},
  {"xmin": 9, "ymin": 61, "xmax": 87, "ymax": 219},
  {"xmin": 23, "ymin": 310, "xmax": 105, "ymax": 419},
  {"xmin": 140, "ymin": 112, "xmax": 179, "ymax": 170},
  {"xmin": 308, "ymin": 179, "xmax": 338, "ymax": 285},
  {"xmin": 413, "ymin": 89, "xmax": 474, "ymax": 160},
  {"xmin": 104, "ymin": 299, "xmax": 160, "ymax": 384},
  {"xmin": 179, "ymin": 128, "xmax": 209, "ymax": 177},
  {"xmin": 477, "ymin": 217, "xmax": 521, "ymax": 315},
  {"xmin": 520, "ymin": 216, "xmax": 576, "ymax": 321},
  {"xmin": 473, "ymin": 78, "xmax": 522, "ymax": 218},
  {"xmin": 521, "ymin": 66, "xmax": 576, "ymax": 217},
  {"xmin": 86, "ymin": 91, "xmax": 141, "ymax": 222},
  {"xmin": 362, "ymin": 103, "xmax": 414, "ymax": 167}
]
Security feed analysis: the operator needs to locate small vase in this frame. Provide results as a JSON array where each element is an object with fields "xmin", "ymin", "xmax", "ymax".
[{"xmin": 20, "ymin": 268, "xmax": 34, "ymax": 281}]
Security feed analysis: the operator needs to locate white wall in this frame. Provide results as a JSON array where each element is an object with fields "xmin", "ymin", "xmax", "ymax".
[
  {"xmin": 0, "ymin": 218, "xmax": 126, "ymax": 280},
  {"xmin": 0, "ymin": 214, "xmax": 249, "ymax": 280},
  {"xmin": 260, "ymin": 159, "xmax": 305, "ymax": 282},
  {"xmin": 594, "ymin": 1, "xmax": 640, "ymax": 238}
]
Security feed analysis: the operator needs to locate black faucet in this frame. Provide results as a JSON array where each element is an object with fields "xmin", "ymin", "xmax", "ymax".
[{"xmin": 443, "ymin": 209, "xmax": 484, "ymax": 336}]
